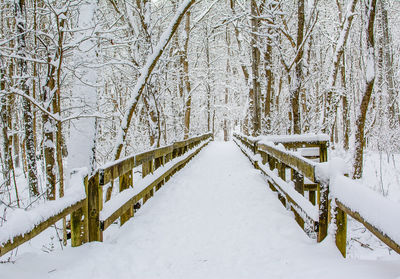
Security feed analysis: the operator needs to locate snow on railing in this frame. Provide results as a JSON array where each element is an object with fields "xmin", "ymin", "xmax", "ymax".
[
  {"xmin": 233, "ymin": 132, "xmax": 400, "ymax": 258},
  {"xmin": 316, "ymin": 160, "xmax": 400, "ymax": 257},
  {"xmin": 0, "ymin": 133, "xmax": 213, "ymax": 257},
  {"xmin": 0, "ymin": 168, "xmax": 88, "ymax": 257}
]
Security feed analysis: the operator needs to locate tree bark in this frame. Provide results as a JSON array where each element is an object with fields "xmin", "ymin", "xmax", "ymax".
[
  {"xmin": 353, "ymin": 0, "xmax": 377, "ymax": 179},
  {"xmin": 379, "ymin": 0, "xmax": 398, "ymax": 128},
  {"xmin": 183, "ymin": 12, "xmax": 191, "ymax": 140},
  {"xmin": 291, "ymin": 0, "xmax": 305, "ymax": 135},
  {"xmin": 324, "ymin": 0, "xmax": 358, "ymax": 135},
  {"xmin": 15, "ymin": 0, "xmax": 39, "ymax": 197},
  {"xmin": 250, "ymin": 0, "xmax": 261, "ymax": 136}
]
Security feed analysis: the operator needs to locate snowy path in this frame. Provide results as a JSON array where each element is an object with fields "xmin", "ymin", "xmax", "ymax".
[{"xmin": 1, "ymin": 142, "xmax": 399, "ymax": 278}]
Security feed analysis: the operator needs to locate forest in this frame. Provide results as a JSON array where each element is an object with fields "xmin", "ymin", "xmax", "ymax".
[{"xmin": 0, "ymin": 0, "xmax": 400, "ymax": 261}]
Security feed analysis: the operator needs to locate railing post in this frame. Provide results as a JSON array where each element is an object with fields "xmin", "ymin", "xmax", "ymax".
[
  {"xmin": 155, "ymin": 155, "xmax": 165, "ymax": 191},
  {"xmin": 292, "ymin": 169, "xmax": 305, "ymax": 229},
  {"xmin": 142, "ymin": 159, "xmax": 154, "ymax": 204},
  {"xmin": 317, "ymin": 142, "xmax": 329, "ymax": 242},
  {"xmin": 317, "ymin": 181, "xmax": 329, "ymax": 242},
  {"xmin": 293, "ymin": 170, "xmax": 304, "ymax": 195},
  {"xmin": 319, "ymin": 143, "xmax": 328, "ymax": 163},
  {"xmin": 254, "ymin": 143, "xmax": 260, "ymax": 169},
  {"xmin": 165, "ymin": 151, "xmax": 172, "ymax": 182},
  {"xmin": 88, "ymin": 172, "xmax": 102, "ymax": 242},
  {"xmin": 334, "ymin": 201, "xmax": 347, "ymax": 257},
  {"xmin": 172, "ymin": 146, "xmax": 178, "ymax": 159},
  {"xmin": 277, "ymin": 162, "xmax": 287, "ymax": 206},
  {"xmin": 71, "ymin": 207, "xmax": 83, "ymax": 247},
  {"xmin": 82, "ymin": 175, "xmax": 89, "ymax": 243},
  {"xmin": 120, "ymin": 170, "xmax": 133, "ymax": 226},
  {"xmin": 309, "ymin": 191, "xmax": 316, "ymax": 205},
  {"xmin": 71, "ymin": 175, "xmax": 87, "ymax": 247}
]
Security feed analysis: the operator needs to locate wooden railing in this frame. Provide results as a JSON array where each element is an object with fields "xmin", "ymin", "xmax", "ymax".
[
  {"xmin": 233, "ymin": 132, "xmax": 329, "ymax": 242},
  {"xmin": 233, "ymin": 132, "xmax": 400, "ymax": 257},
  {"xmin": 0, "ymin": 133, "xmax": 212, "ymax": 256}
]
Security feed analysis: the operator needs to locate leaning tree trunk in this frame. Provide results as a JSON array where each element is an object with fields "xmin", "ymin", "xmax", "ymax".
[
  {"xmin": 353, "ymin": 0, "xmax": 377, "ymax": 179},
  {"xmin": 113, "ymin": 0, "xmax": 195, "ymax": 160},
  {"xmin": 324, "ymin": 0, "xmax": 358, "ymax": 135},
  {"xmin": 183, "ymin": 12, "xmax": 192, "ymax": 140}
]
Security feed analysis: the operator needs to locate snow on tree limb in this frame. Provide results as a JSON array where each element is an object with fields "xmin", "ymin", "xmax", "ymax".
[{"xmin": 112, "ymin": 0, "xmax": 195, "ymax": 160}]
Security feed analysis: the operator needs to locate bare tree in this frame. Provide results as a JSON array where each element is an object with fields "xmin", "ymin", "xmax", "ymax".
[{"xmin": 353, "ymin": 0, "xmax": 377, "ymax": 179}]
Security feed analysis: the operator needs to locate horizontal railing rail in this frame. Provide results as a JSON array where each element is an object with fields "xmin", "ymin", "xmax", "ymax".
[
  {"xmin": 0, "ymin": 133, "xmax": 212, "ymax": 257},
  {"xmin": 233, "ymin": 132, "xmax": 400, "ymax": 258}
]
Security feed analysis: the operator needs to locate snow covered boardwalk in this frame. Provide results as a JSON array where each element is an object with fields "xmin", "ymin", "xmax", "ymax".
[{"xmin": 1, "ymin": 142, "xmax": 399, "ymax": 278}]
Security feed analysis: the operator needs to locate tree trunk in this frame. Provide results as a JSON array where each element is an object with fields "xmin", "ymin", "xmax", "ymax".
[
  {"xmin": 324, "ymin": 0, "xmax": 358, "ymax": 135},
  {"xmin": 15, "ymin": 0, "xmax": 39, "ymax": 197},
  {"xmin": 353, "ymin": 0, "xmax": 377, "ymax": 179},
  {"xmin": 250, "ymin": 0, "xmax": 261, "ymax": 136},
  {"xmin": 291, "ymin": 0, "xmax": 305, "ymax": 135},
  {"xmin": 264, "ymin": 40, "xmax": 273, "ymax": 133},
  {"xmin": 0, "ymin": 63, "xmax": 12, "ymax": 195},
  {"xmin": 379, "ymin": 0, "xmax": 398, "ymax": 128},
  {"xmin": 183, "ymin": 12, "xmax": 191, "ymax": 140},
  {"xmin": 341, "ymin": 56, "xmax": 350, "ymax": 150}
]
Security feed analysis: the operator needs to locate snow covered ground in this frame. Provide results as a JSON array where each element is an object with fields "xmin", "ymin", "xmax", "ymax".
[{"xmin": 1, "ymin": 141, "xmax": 399, "ymax": 278}]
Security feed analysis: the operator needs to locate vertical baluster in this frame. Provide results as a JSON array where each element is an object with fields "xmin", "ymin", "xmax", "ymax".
[
  {"xmin": 120, "ymin": 170, "xmax": 133, "ymax": 226},
  {"xmin": 334, "ymin": 202, "xmax": 347, "ymax": 257},
  {"xmin": 88, "ymin": 172, "xmax": 102, "ymax": 242}
]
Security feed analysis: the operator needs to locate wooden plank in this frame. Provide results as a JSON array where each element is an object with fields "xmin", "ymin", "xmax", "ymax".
[
  {"xmin": 293, "ymin": 169, "xmax": 304, "ymax": 195},
  {"xmin": 173, "ymin": 140, "xmax": 187, "ymax": 149},
  {"xmin": 309, "ymin": 190, "xmax": 316, "ymax": 205},
  {"xmin": 280, "ymin": 141, "xmax": 329, "ymax": 149},
  {"xmin": 304, "ymin": 184, "xmax": 318, "ymax": 191},
  {"xmin": 336, "ymin": 200, "xmax": 400, "ymax": 255},
  {"xmin": 100, "ymin": 157, "xmax": 135, "ymax": 186},
  {"xmin": 277, "ymin": 162, "xmax": 287, "ymax": 206},
  {"xmin": 0, "ymin": 199, "xmax": 85, "ymax": 257},
  {"xmin": 319, "ymin": 144, "xmax": 328, "ymax": 163},
  {"xmin": 153, "ymin": 145, "xmax": 173, "ymax": 158},
  {"xmin": 82, "ymin": 176, "xmax": 89, "ymax": 243},
  {"xmin": 154, "ymin": 156, "xmax": 163, "ymax": 170},
  {"xmin": 135, "ymin": 150, "xmax": 155, "ymax": 166}
]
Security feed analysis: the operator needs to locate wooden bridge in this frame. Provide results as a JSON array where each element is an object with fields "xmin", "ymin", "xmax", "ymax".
[{"xmin": 0, "ymin": 133, "xmax": 399, "ymax": 278}]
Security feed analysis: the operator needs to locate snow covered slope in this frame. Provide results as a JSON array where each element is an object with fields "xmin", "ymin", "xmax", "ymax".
[{"xmin": 0, "ymin": 142, "xmax": 399, "ymax": 278}]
